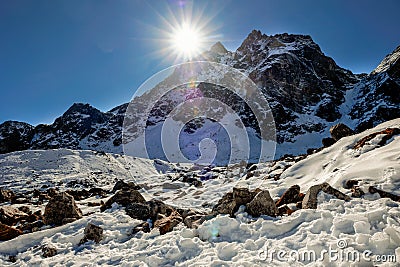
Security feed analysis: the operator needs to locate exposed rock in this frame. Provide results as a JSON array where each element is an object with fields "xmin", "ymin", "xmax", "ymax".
[
  {"xmin": 212, "ymin": 192, "xmax": 236, "ymax": 216},
  {"xmin": 351, "ymin": 187, "xmax": 365, "ymax": 198},
  {"xmin": 277, "ymin": 205, "xmax": 294, "ymax": 216},
  {"xmin": 302, "ymin": 184, "xmax": 324, "ymax": 209},
  {"xmin": 131, "ymin": 221, "xmax": 150, "ymax": 235},
  {"xmin": 322, "ymin": 137, "xmax": 336, "ymax": 147},
  {"xmin": 0, "ymin": 206, "xmax": 29, "ymax": 226},
  {"xmin": 44, "ymin": 192, "xmax": 83, "ymax": 226},
  {"xmin": 100, "ymin": 189, "xmax": 146, "ymax": 212},
  {"xmin": 233, "ymin": 187, "xmax": 255, "ymax": 206},
  {"xmin": 125, "ymin": 203, "xmax": 151, "ymax": 221},
  {"xmin": 275, "ymin": 185, "xmax": 301, "ymax": 207},
  {"xmin": 246, "ymin": 190, "xmax": 278, "ymax": 217},
  {"xmin": 112, "ymin": 180, "xmax": 141, "ymax": 192},
  {"xmin": 330, "ymin": 123, "xmax": 355, "ymax": 141},
  {"xmin": 147, "ymin": 199, "xmax": 175, "ymax": 222},
  {"xmin": 79, "ymin": 223, "xmax": 103, "ymax": 244},
  {"xmin": 344, "ymin": 179, "xmax": 359, "ymax": 189},
  {"xmin": 154, "ymin": 210, "xmax": 182, "ymax": 235},
  {"xmin": 0, "ymin": 189, "xmax": 15, "ymax": 203},
  {"xmin": 41, "ymin": 244, "xmax": 57, "ymax": 258},
  {"xmin": 0, "ymin": 223, "xmax": 22, "ymax": 241},
  {"xmin": 353, "ymin": 128, "xmax": 400, "ymax": 149},
  {"xmin": 369, "ymin": 186, "xmax": 400, "ymax": 202},
  {"xmin": 321, "ymin": 182, "xmax": 351, "ymax": 201}
]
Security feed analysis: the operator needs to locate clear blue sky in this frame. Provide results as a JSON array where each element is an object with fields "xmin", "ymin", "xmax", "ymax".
[{"xmin": 1, "ymin": 0, "xmax": 399, "ymax": 125}]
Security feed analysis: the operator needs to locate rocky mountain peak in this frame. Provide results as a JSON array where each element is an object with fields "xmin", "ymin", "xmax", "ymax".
[
  {"xmin": 209, "ymin": 42, "xmax": 228, "ymax": 54},
  {"xmin": 371, "ymin": 45, "xmax": 400, "ymax": 78}
]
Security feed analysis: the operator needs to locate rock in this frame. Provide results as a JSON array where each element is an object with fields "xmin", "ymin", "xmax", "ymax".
[
  {"xmin": 154, "ymin": 210, "xmax": 182, "ymax": 235},
  {"xmin": 351, "ymin": 187, "xmax": 365, "ymax": 198},
  {"xmin": 212, "ymin": 192, "xmax": 236, "ymax": 216},
  {"xmin": 277, "ymin": 205, "xmax": 294, "ymax": 216},
  {"xmin": 131, "ymin": 221, "xmax": 150, "ymax": 235},
  {"xmin": 302, "ymin": 184, "xmax": 324, "ymax": 209},
  {"xmin": 79, "ymin": 223, "xmax": 103, "ymax": 244},
  {"xmin": 88, "ymin": 187, "xmax": 109, "ymax": 198},
  {"xmin": 0, "ymin": 223, "xmax": 22, "ymax": 241},
  {"xmin": 43, "ymin": 192, "xmax": 83, "ymax": 226},
  {"xmin": 321, "ymin": 182, "xmax": 351, "ymax": 201},
  {"xmin": 125, "ymin": 203, "xmax": 151, "ymax": 221},
  {"xmin": 369, "ymin": 186, "xmax": 400, "ymax": 202},
  {"xmin": 275, "ymin": 185, "xmax": 301, "ymax": 207},
  {"xmin": 18, "ymin": 220, "xmax": 45, "ymax": 233},
  {"xmin": 112, "ymin": 180, "xmax": 141, "ymax": 192},
  {"xmin": 41, "ymin": 244, "xmax": 57, "ymax": 258},
  {"xmin": 233, "ymin": 187, "xmax": 254, "ymax": 206},
  {"xmin": 0, "ymin": 189, "xmax": 15, "ymax": 203},
  {"xmin": 65, "ymin": 189, "xmax": 90, "ymax": 201},
  {"xmin": 330, "ymin": 123, "xmax": 355, "ymax": 141},
  {"xmin": 322, "ymin": 137, "xmax": 336, "ymax": 147},
  {"xmin": 0, "ymin": 206, "xmax": 29, "ymax": 226},
  {"xmin": 246, "ymin": 190, "xmax": 278, "ymax": 217},
  {"xmin": 147, "ymin": 199, "xmax": 175, "ymax": 221},
  {"xmin": 100, "ymin": 189, "xmax": 146, "ymax": 212},
  {"xmin": 183, "ymin": 214, "xmax": 205, "ymax": 229},
  {"xmin": 344, "ymin": 179, "xmax": 359, "ymax": 189},
  {"xmin": 353, "ymin": 128, "xmax": 400, "ymax": 149}
]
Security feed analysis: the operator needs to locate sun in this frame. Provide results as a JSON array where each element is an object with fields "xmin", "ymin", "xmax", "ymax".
[{"xmin": 171, "ymin": 24, "xmax": 203, "ymax": 60}]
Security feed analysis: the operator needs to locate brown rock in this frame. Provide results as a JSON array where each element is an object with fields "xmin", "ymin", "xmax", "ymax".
[
  {"xmin": 277, "ymin": 205, "xmax": 294, "ymax": 216},
  {"xmin": 246, "ymin": 190, "xmax": 278, "ymax": 217},
  {"xmin": 0, "ymin": 223, "xmax": 22, "ymax": 241},
  {"xmin": 131, "ymin": 221, "xmax": 150, "ymax": 235},
  {"xmin": 321, "ymin": 182, "xmax": 351, "ymax": 201},
  {"xmin": 302, "ymin": 184, "xmax": 324, "ymax": 209},
  {"xmin": 212, "ymin": 192, "xmax": 236, "ymax": 216},
  {"xmin": 369, "ymin": 186, "xmax": 400, "ymax": 201},
  {"xmin": 100, "ymin": 189, "xmax": 146, "ymax": 212},
  {"xmin": 275, "ymin": 185, "xmax": 301, "ymax": 207},
  {"xmin": 330, "ymin": 123, "xmax": 355, "ymax": 141},
  {"xmin": 0, "ymin": 206, "xmax": 29, "ymax": 226},
  {"xmin": 353, "ymin": 128, "xmax": 400, "ymax": 150},
  {"xmin": 79, "ymin": 223, "xmax": 103, "ymax": 244},
  {"xmin": 154, "ymin": 210, "xmax": 182, "ymax": 235},
  {"xmin": 125, "ymin": 203, "xmax": 151, "ymax": 221},
  {"xmin": 0, "ymin": 189, "xmax": 15, "ymax": 203},
  {"xmin": 233, "ymin": 187, "xmax": 254, "ymax": 206},
  {"xmin": 344, "ymin": 179, "xmax": 359, "ymax": 189},
  {"xmin": 351, "ymin": 187, "xmax": 365, "ymax": 198},
  {"xmin": 44, "ymin": 192, "xmax": 83, "ymax": 226}
]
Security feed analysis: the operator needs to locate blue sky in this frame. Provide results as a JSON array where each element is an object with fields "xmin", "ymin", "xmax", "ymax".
[{"xmin": 1, "ymin": 0, "xmax": 400, "ymax": 125}]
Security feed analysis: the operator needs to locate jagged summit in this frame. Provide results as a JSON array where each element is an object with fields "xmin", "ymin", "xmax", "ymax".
[{"xmin": 371, "ymin": 45, "xmax": 400, "ymax": 76}]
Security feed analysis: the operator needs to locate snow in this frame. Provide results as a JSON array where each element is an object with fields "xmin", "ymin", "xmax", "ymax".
[{"xmin": 1, "ymin": 119, "xmax": 400, "ymax": 265}]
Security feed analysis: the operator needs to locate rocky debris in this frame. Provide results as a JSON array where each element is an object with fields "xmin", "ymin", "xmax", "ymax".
[
  {"xmin": 233, "ymin": 187, "xmax": 258, "ymax": 206},
  {"xmin": 0, "ymin": 223, "xmax": 22, "ymax": 241},
  {"xmin": 246, "ymin": 190, "xmax": 278, "ymax": 217},
  {"xmin": 322, "ymin": 137, "xmax": 336, "ymax": 148},
  {"xmin": 277, "ymin": 205, "xmax": 294, "ymax": 216},
  {"xmin": 351, "ymin": 187, "xmax": 365, "ymax": 198},
  {"xmin": 147, "ymin": 199, "xmax": 175, "ymax": 222},
  {"xmin": 275, "ymin": 185, "xmax": 302, "ymax": 207},
  {"xmin": 153, "ymin": 210, "xmax": 182, "ymax": 235},
  {"xmin": 212, "ymin": 187, "xmax": 261, "ymax": 216},
  {"xmin": 344, "ymin": 179, "xmax": 359, "ymax": 189},
  {"xmin": 79, "ymin": 223, "xmax": 104, "ymax": 244},
  {"xmin": 66, "ymin": 187, "xmax": 109, "ymax": 201},
  {"xmin": 353, "ymin": 128, "xmax": 400, "ymax": 149},
  {"xmin": 112, "ymin": 180, "xmax": 141, "ymax": 192},
  {"xmin": 330, "ymin": 123, "xmax": 355, "ymax": 141},
  {"xmin": 44, "ymin": 192, "xmax": 83, "ymax": 226},
  {"xmin": 302, "ymin": 183, "xmax": 350, "ymax": 209},
  {"xmin": 41, "ymin": 244, "xmax": 57, "ymax": 258},
  {"xmin": 100, "ymin": 189, "xmax": 146, "ymax": 212},
  {"xmin": 369, "ymin": 186, "xmax": 400, "ymax": 202},
  {"xmin": 125, "ymin": 203, "xmax": 151, "ymax": 221},
  {"xmin": 181, "ymin": 174, "xmax": 203, "ymax": 187},
  {"xmin": 0, "ymin": 189, "xmax": 16, "ymax": 203},
  {"xmin": 0, "ymin": 206, "xmax": 29, "ymax": 226}
]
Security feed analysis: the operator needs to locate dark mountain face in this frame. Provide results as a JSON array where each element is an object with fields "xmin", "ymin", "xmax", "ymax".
[{"xmin": 0, "ymin": 30, "xmax": 399, "ymax": 158}]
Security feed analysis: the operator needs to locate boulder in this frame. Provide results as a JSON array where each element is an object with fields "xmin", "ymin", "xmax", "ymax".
[
  {"xmin": 131, "ymin": 221, "xmax": 150, "ymax": 235},
  {"xmin": 322, "ymin": 137, "xmax": 336, "ymax": 147},
  {"xmin": 43, "ymin": 192, "xmax": 83, "ymax": 226},
  {"xmin": 330, "ymin": 123, "xmax": 355, "ymax": 141},
  {"xmin": 321, "ymin": 182, "xmax": 351, "ymax": 201},
  {"xmin": 351, "ymin": 187, "xmax": 365, "ymax": 198},
  {"xmin": 0, "ymin": 189, "xmax": 15, "ymax": 203},
  {"xmin": 277, "ymin": 205, "xmax": 294, "ymax": 216},
  {"xmin": 0, "ymin": 223, "xmax": 22, "ymax": 241},
  {"xmin": 275, "ymin": 185, "xmax": 301, "ymax": 207},
  {"xmin": 125, "ymin": 203, "xmax": 151, "ymax": 221},
  {"xmin": 100, "ymin": 189, "xmax": 146, "ymax": 212},
  {"xmin": 302, "ymin": 184, "xmax": 324, "ymax": 209},
  {"xmin": 0, "ymin": 206, "xmax": 29, "ymax": 226},
  {"xmin": 344, "ymin": 179, "xmax": 359, "ymax": 189},
  {"xmin": 369, "ymin": 186, "xmax": 400, "ymax": 202},
  {"xmin": 246, "ymin": 190, "xmax": 278, "ymax": 217},
  {"xmin": 212, "ymin": 192, "xmax": 236, "ymax": 216},
  {"xmin": 112, "ymin": 180, "xmax": 141, "ymax": 192},
  {"xmin": 154, "ymin": 210, "xmax": 182, "ymax": 235},
  {"xmin": 79, "ymin": 223, "xmax": 103, "ymax": 244},
  {"xmin": 233, "ymin": 187, "xmax": 255, "ymax": 206}
]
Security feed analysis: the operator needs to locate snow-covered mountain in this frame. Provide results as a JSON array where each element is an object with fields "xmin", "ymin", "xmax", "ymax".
[{"xmin": 0, "ymin": 30, "xmax": 399, "ymax": 159}]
